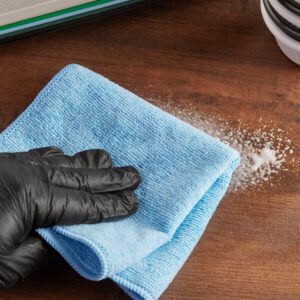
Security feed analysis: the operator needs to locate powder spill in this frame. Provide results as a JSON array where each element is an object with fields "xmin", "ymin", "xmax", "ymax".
[
  {"xmin": 149, "ymin": 98, "xmax": 296, "ymax": 192},
  {"xmin": 251, "ymin": 147, "xmax": 277, "ymax": 172}
]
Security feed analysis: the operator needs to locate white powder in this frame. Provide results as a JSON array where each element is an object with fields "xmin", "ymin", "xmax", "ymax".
[
  {"xmin": 149, "ymin": 98, "xmax": 296, "ymax": 192},
  {"xmin": 251, "ymin": 147, "xmax": 279, "ymax": 172}
]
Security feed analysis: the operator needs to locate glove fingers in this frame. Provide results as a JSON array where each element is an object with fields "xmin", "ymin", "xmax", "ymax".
[
  {"xmin": 0, "ymin": 146, "xmax": 63, "ymax": 161},
  {"xmin": 38, "ymin": 149, "xmax": 112, "ymax": 169},
  {"xmin": 26, "ymin": 147, "xmax": 64, "ymax": 158},
  {"xmin": 43, "ymin": 165, "xmax": 141, "ymax": 193},
  {"xmin": 0, "ymin": 235, "xmax": 47, "ymax": 290},
  {"xmin": 72, "ymin": 149, "xmax": 112, "ymax": 168},
  {"xmin": 33, "ymin": 188, "xmax": 139, "ymax": 227}
]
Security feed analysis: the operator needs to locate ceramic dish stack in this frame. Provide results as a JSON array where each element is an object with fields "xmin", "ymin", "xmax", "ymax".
[{"xmin": 261, "ymin": 0, "xmax": 300, "ymax": 64}]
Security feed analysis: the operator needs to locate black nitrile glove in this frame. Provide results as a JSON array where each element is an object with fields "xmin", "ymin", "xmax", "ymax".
[{"xmin": 0, "ymin": 147, "xmax": 141, "ymax": 290}]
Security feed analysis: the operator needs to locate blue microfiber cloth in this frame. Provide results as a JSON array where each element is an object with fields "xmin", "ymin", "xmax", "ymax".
[{"xmin": 0, "ymin": 64, "xmax": 239, "ymax": 300}]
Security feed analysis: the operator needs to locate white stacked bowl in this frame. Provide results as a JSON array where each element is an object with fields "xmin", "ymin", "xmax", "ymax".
[{"xmin": 261, "ymin": 0, "xmax": 300, "ymax": 65}]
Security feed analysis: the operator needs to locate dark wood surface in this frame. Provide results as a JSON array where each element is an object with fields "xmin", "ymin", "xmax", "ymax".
[{"xmin": 0, "ymin": 0, "xmax": 299, "ymax": 299}]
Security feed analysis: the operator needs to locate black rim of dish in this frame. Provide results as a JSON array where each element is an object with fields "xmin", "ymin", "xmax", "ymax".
[
  {"xmin": 264, "ymin": 0, "xmax": 300, "ymax": 41},
  {"xmin": 269, "ymin": 0, "xmax": 300, "ymax": 32},
  {"xmin": 278, "ymin": 0, "xmax": 300, "ymax": 16}
]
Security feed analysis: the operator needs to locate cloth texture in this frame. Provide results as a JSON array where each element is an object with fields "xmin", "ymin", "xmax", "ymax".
[{"xmin": 0, "ymin": 64, "xmax": 240, "ymax": 300}]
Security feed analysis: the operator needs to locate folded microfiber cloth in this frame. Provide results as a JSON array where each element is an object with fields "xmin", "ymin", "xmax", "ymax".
[{"xmin": 0, "ymin": 64, "xmax": 240, "ymax": 300}]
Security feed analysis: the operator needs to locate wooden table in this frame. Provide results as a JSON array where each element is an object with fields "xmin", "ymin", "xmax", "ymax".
[{"xmin": 0, "ymin": 0, "xmax": 299, "ymax": 299}]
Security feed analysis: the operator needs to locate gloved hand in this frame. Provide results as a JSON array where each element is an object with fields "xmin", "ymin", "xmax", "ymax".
[{"xmin": 0, "ymin": 147, "xmax": 141, "ymax": 290}]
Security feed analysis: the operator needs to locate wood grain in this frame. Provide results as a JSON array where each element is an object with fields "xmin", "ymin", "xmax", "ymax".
[{"xmin": 0, "ymin": 0, "xmax": 299, "ymax": 299}]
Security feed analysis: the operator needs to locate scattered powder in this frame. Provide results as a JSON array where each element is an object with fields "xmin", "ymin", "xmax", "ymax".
[{"xmin": 148, "ymin": 98, "xmax": 296, "ymax": 192}]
